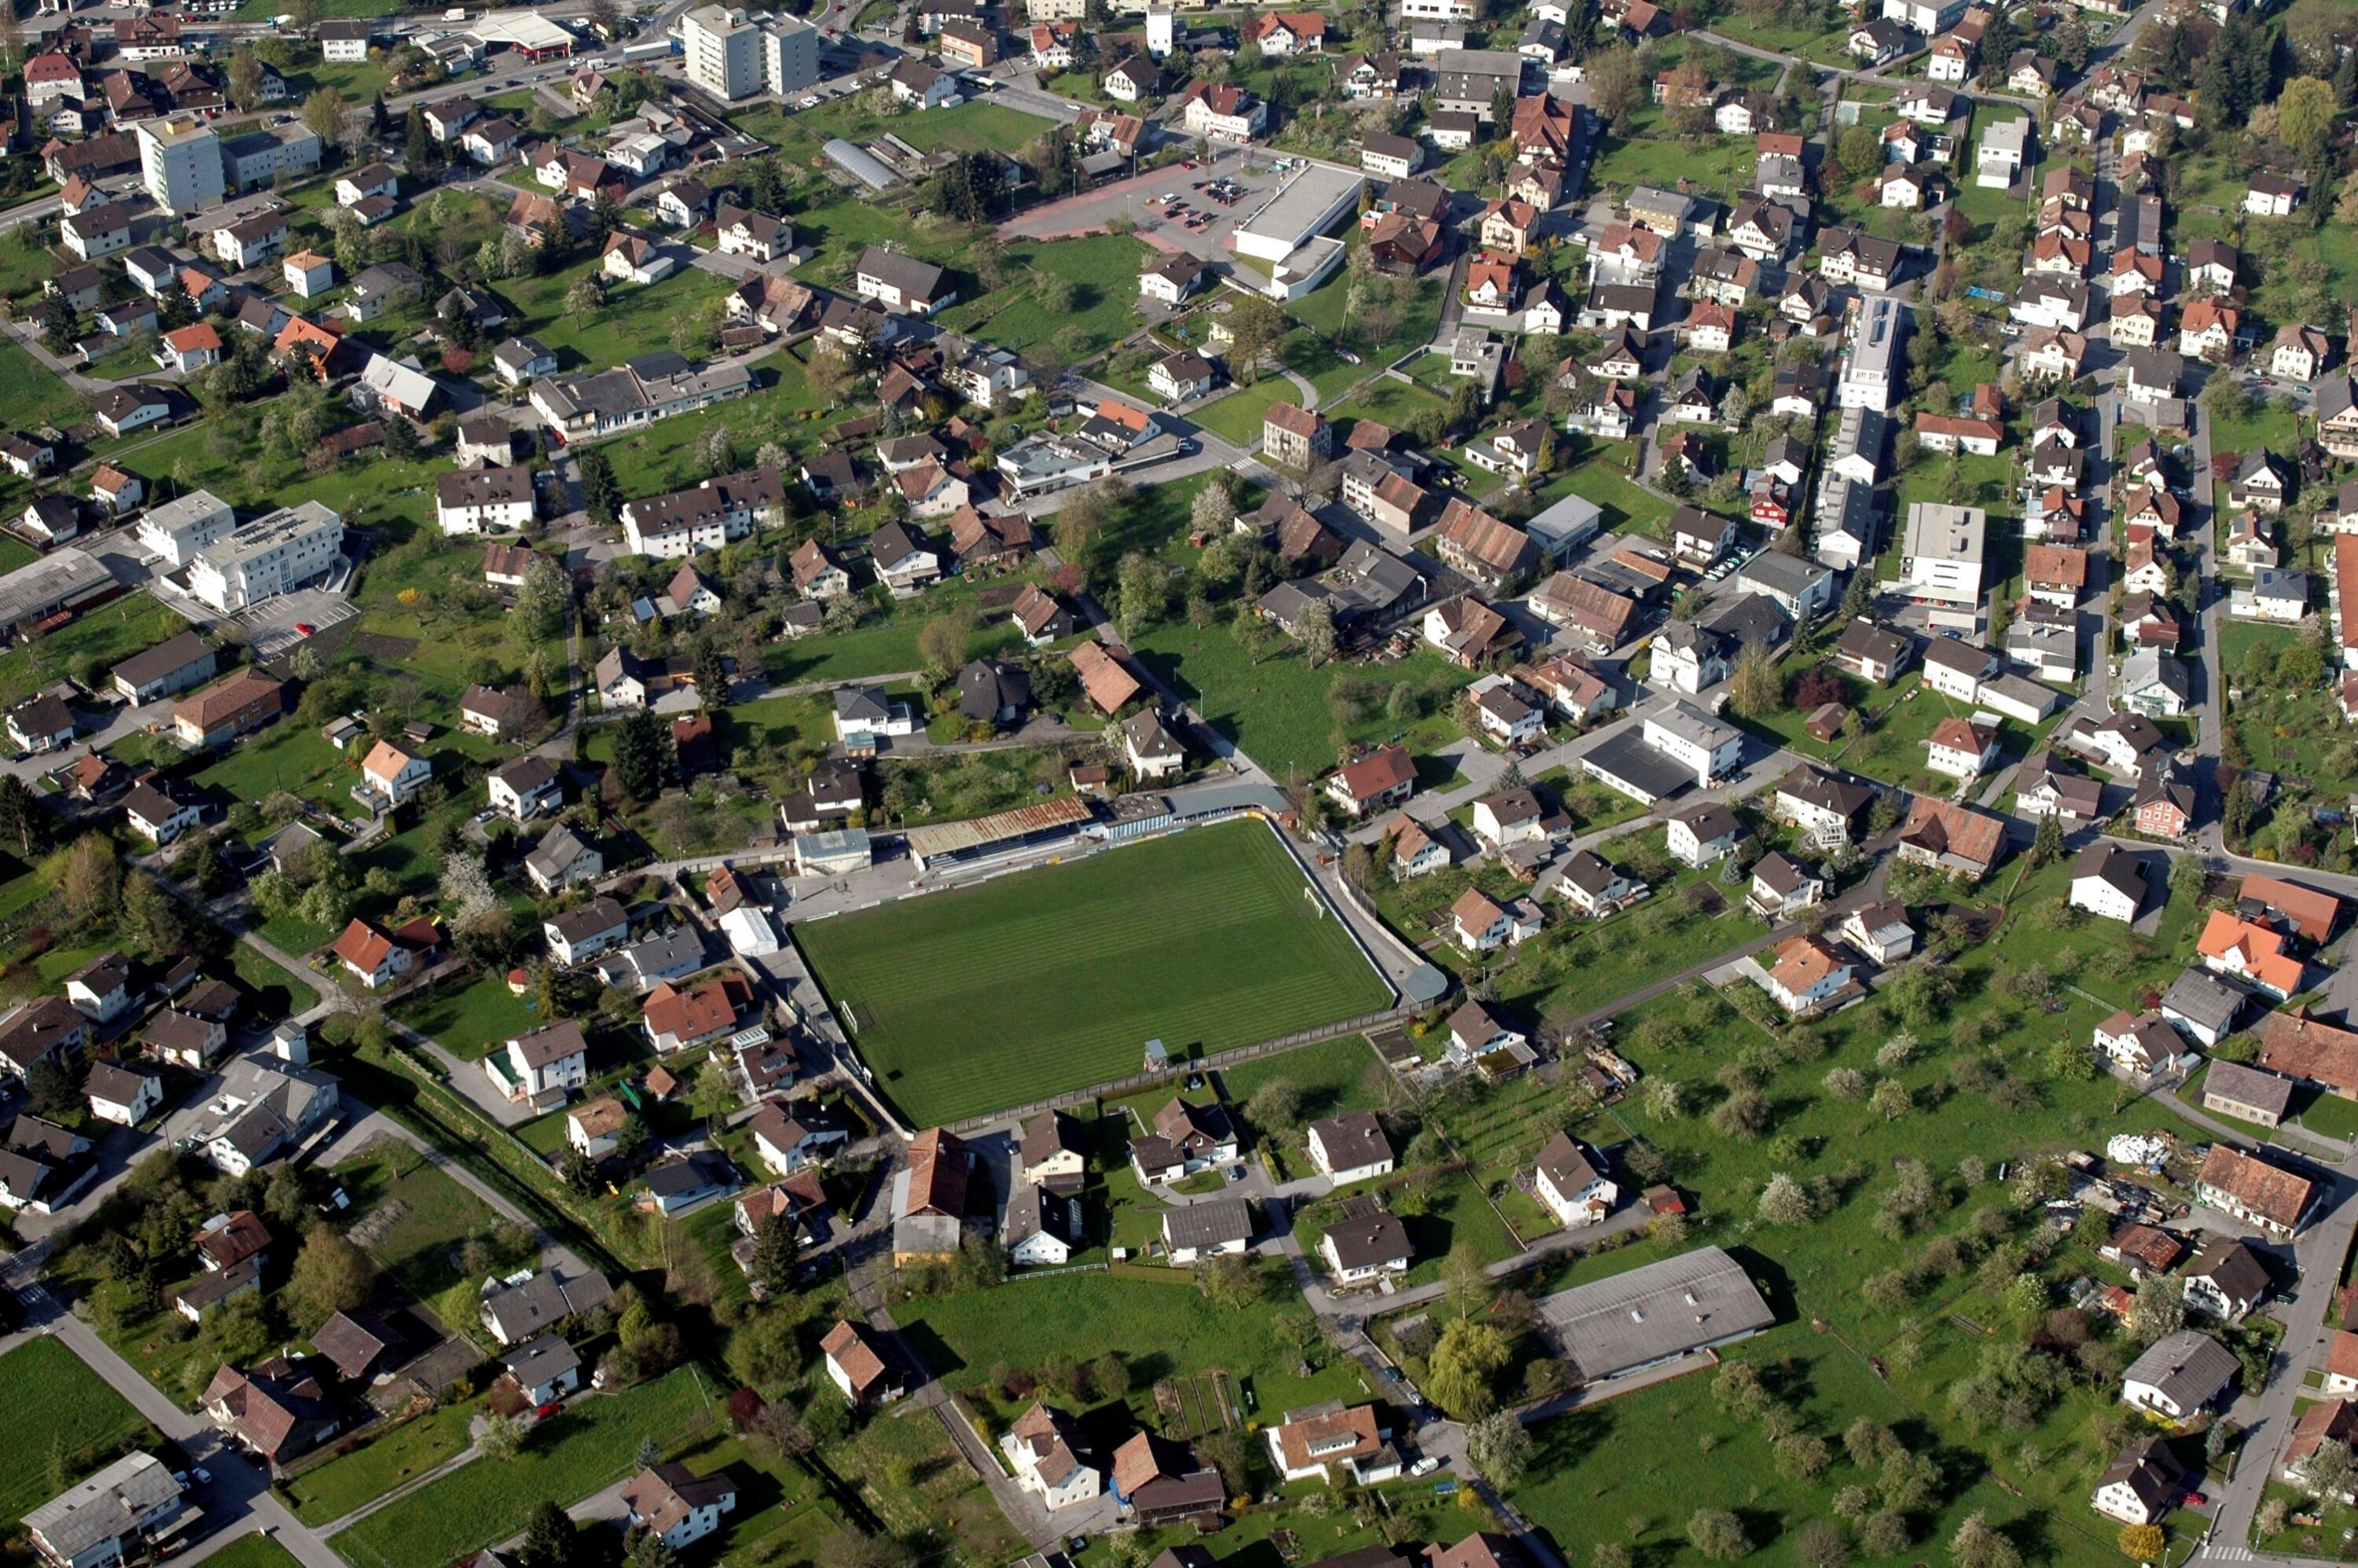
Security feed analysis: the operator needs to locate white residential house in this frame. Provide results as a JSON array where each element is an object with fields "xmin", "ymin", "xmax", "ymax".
[
  {"xmin": 2069, "ymin": 842, "xmax": 2146, "ymax": 924},
  {"xmin": 1533, "ymin": 1132, "xmax": 1617, "ymax": 1226},
  {"xmin": 483, "ymin": 1020, "xmax": 590, "ymax": 1111},
  {"xmin": 1305, "ymin": 1111, "xmax": 1394, "ymax": 1184}
]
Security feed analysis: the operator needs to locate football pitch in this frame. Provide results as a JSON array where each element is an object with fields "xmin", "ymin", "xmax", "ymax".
[{"xmin": 793, "ymin": 820, "xmax": 1394, "ymax": 1126}]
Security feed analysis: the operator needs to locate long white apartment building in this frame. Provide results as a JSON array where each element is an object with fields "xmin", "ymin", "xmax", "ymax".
[
  {"xmin": 1899, "ymin": 501, "xmax": 1986, "ymax": 635},
  {"xmin": 187, "ymin": 501, "xmax": 343, "ymax": 611},
  {"xmin": 621, "ymin": 468, "xmax": 788, "ymax": 557},
  {"xmin": 1837, "ymin": 294, "xmax": 1906, "ymax": 413}
]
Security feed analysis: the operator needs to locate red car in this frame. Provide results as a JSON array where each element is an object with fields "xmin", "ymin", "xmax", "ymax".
[
  {"xmin": 536, "ymin": 1402, "xmax": 562, "ymax": 1419},
  {"xmin": 293, "ymin": 622, "xmax": 315, "ymax": 636}
]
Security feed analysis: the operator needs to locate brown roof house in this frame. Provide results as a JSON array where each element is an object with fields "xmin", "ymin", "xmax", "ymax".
[
  {"xmin": 2196, "ymin": 1144, "xmax": 2316, "ymax": 1237},
  {"xmin": 619, "ymin": 1463, "xmax": 739, "ymax": 1554},
  {"xmin": 1001, "ymin": 1402, "xmax": 1102, "ymax": 1511},
  {"xmin": 1129, "ymin": 1097, "xmax": 1238, "ymax": 1185},
  {"xmin": 1265, "ymin": 1401, "xmax": 1399, "ymax": 1483},
  {"xmin": 821, "ymin": 1319, "xmax": 905, "ymax": 1405},
  {"xmin": 203, "ymin": 1357, "xmax": 343, "ymax": 1469},
  {"xmin": 894, "ymin": 1126, "xmax": 974, "ymax": 1261},
  {"xmin": 1261, "ymin": 402, "xmax": 1334, "ymax": 468},
  {"xmin": 2261, "ymin": 1008, "xmax": 2358, "ymax": 1098},
  {"xmin": 170, "ymin": 668, "xmax": 284, "ymax": 748},
  {"xmin": 1325, "ymin": 744, "xmax": 1416, "ymax": 818},
  {"xmin": 1110, "ymin": 1430, "xmax": 1225, "ymax": 1527}
]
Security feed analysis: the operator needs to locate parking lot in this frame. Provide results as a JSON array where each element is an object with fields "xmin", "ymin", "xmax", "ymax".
[
  {"xmin": 998, "ymin": 143, "xmax": 1300, "ymax": 257},
  {"xmin": 238, "ymin": 586, "xmax": 358, "ymax": 660}
]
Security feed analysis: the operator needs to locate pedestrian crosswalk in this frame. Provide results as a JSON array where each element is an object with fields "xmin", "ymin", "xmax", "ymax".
[{"xmin": 2198, "ymin": 1544, "xmax": 2254, "ymax": 1562}]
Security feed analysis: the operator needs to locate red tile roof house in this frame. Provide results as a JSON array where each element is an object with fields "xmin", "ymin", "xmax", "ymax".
[
  {"xmin": 194, "ymin": 1210, "xmax": 271, "ymax": 1273},
  {"xmin": 1265, "ymin": 1401, "xmax": 1399, "ymax": 1482},
  {"xmin": 1111, "ymin": 1430, "xmax": 1226, "ymax": 1528},
  {"xmin": 642, "ymin": 973, "xmax": 753, "ymax": 1054},
  {"xmin": 2282, "ymin": 1399, "xmax": 2358, "ymax": 1496},
  {"xmin": 1324, "ymin": 744, "xmax": 1415, "ymax": 817},
  {"xmin": 620, "ymin": 1462, "xmax": 739, "ymax": 1553},
  {"xmin": 2239, "ymin": 873, "xmax": 2342, "ymax": 944},
  {"xmin": 2261, "ymin": 1008, "xmax": 2358, "ymax": 1098},
  {"xmin": 2196, "ymin": 1144, "xmax": 2316, "ymax": 1238},
  {"xmin": 329, "ymin": 917, "xmax": 417, "ymax": 990},
  {"xmin": 821, "ymin": 1318, "xmax": 905, "ymax": 1405}
]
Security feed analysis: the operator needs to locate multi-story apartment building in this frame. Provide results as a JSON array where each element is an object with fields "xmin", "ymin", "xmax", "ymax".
[
  {"xmin": 136, "ymin": 116, "xmax": 222, "ymax": 213},
  {"xmin": 620, "ymin": 468, "xmax": 787, "ymax": 557},
  {"xmin": 1899, "ymin": 501, "xmax": 1986, "ymax": 634},
  {"xmin": 187, "ymin": 501, "xmax": 343, "ymax": 612},
  {"xmin": 1838, "ymin": 294, "xmax": 1906, "ymax": 412},
  {"xmin": 682, "ymin": 5, "xmax": 818, "ymax": 98}
]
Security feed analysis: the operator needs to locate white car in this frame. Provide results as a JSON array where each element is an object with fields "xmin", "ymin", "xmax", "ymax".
[{"xmin": 1409, "ymin": 1456, "xmax": 1440, "ymax": 1477}]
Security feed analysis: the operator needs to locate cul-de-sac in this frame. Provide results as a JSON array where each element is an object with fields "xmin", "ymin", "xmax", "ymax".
[{"xmin": 0, "ymin": 0, "xmax": 2356, "ymax": 1566}]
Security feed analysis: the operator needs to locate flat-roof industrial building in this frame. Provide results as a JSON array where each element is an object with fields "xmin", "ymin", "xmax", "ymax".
[{"xmin": 1533, "ymin": 1245, "xmax": 1776, "ymax": 1382}]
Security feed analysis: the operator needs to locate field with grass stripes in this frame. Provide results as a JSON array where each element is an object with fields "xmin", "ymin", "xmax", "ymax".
[{"xmin": 793, "ymin": 821, "xmax": 1392, "ymax": 1126}]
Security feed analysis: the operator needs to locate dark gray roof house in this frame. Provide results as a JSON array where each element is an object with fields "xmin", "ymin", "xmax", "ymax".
[
  {"xmin": 1162, "ymin": 1195, "xmax": 1252, "ymax": 1254},
  {"xmin": 480, "ymin": 1265, "xmax": 614, "ymax": 1345},
  {"xmin": 2161, "ymin": 968, "xmax": 2245, "ymax": 1040},
  {"xmin": 956, "ymin": 657, "xmax": 1030, "ymax": 724},
  {"xmin": 2122, "ymin": 1328, "xmax": 2239, "ymax": 1414}
]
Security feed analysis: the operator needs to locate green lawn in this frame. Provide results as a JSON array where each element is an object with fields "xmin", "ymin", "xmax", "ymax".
[
  {"xmin": 496, "ymin": 257, "xmax": 740, "ymax": 375},
  {"xmin": 1219, "ymin": 1033, "xmax": 1390, "ymax": 1136},
  {"xmin": 0, "ymin": 336, "xmax": 90, "ymax": 431},
  {"xmin": 1589, "ymin": 108, "xmax": 1756, "ymax": 207},
  {"xmin": 794, "ymin": 821, "xmax": 1391, "ymax": 1126},
  {"xmin": 392, "ymin": 970, "xmax": 555, "ymax": 1062},
  {"xmin": 0, "ymin": 593, "xmax": 191, "ymax": 707},
  {"xmin": 762, "ymin": 582, "xmax": 1023, "ymax": 689},
  {"xmin": 0, "ymin": 1338, "xmax": 154, "ymax": 1523},
  {"xmin": 934, "ymin": 233, "xmax": 1148, "ymax": 363},
  {"xmin": 895, "ymin": 1266, "xmax": 1375, "ymax": 1430},
  {"xmin": 192, "ymin": 722, "xmax": 353, "ymax": 814},
  {"xmin": 188, "ymin": 1536, "xmax": 308, "ymax": 1568},
  {"xmin": 330, "ymin": 1368, "xmax": 718, "ymax": 1568},
  {"xmin": 1560, "ymin": 450, "xmax": 1675, "ymax": 540},
  {"xmin": 1191, "ymin": 379, "xmax": 1313, "ymax": 446},
  {"xmin": 279, "ymin": 1404, "xmax": 475, "ymax": 1527},
  {"xmin": 896, "ymin": 101, "xmax": 1056, "ymax": 153},
  {"xmin": 1478, "ymin": 849, "xmax": 2220, "ymax": 1563},
  {"xmin": 331, "ymin": 1138, "xmax": 523, "ymax": 1320},
  {"xmin": 229, "ymin": 941, "xmax": 320, "ymax": 1019},
  {"xmin": 1331, "ymin": 376, "xmax": 1448, "ymax": 433},
  {"xmin": 1508, "ymin": 1325, "xmax": 2132, "ymax": 1568},
  {"xmin": 1127, "ymin": 618, "xmax": 1467, "ymax": 783}
]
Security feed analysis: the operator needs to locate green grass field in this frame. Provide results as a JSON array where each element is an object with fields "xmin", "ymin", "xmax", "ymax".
[
  {"xmin": 1194, "ymin": 380, "xmax": 1313, "ymax": 446},
  {"xmin": 794, "ymin": 821, "xmax": 1392, "ymax": 1126},
  {"xmin": 0, "ymin": 1338, "xmax": 153, "ymax": 1523},
  {"xmin": 188, "ymin": 1536, "xmax": 307, "ymax": 1568},
  {"xmin": 330, "ymin": 1368, "xmax": 715, "ymax": 1568},
  {"xmin": 392, "ymin": 970, "xmax": 553, "ymax": 1061},
  {"xmin": 279, "ymin": 1404, "xmax": 473, "ymax": 1526}
]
